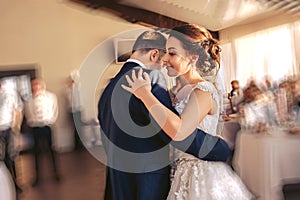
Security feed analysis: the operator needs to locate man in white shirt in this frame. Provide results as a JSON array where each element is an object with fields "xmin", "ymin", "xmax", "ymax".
[
  {"xmin": 228, "ymin": 80, "xmax": 244, "ymax": 113},
  {"xmin": 24, "ymin": 78, "xmax": 60, "ymax": 186}
]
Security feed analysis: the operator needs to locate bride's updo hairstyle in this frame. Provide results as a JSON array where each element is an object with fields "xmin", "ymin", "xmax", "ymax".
[{"xmin": 169, "ymin": 24, "xmax": 221, "ymax": 77}]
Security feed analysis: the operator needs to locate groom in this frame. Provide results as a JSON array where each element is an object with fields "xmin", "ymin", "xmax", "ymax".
[{"xmin": 98, "ymin": 30, "xmax": 231, "ymax": 200}]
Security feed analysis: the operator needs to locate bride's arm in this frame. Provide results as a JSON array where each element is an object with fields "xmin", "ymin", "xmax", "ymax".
[{"xmin": 122, "ymin": 69, "xmax": 213, "ymax": 141}]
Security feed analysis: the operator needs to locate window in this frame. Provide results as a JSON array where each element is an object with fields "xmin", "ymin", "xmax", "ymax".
[{"xmin": 221, "ymin": 23, "xmax": 299, "ymax": 90}]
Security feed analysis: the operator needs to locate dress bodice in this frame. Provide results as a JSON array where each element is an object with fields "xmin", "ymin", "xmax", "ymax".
[
  {"xmin": 174, "ymin": 81, "xmax": 220, "ymax": 136},
  {"xmin": 172, "ymin": 81, "xmax": 220, "ymax": 161}
]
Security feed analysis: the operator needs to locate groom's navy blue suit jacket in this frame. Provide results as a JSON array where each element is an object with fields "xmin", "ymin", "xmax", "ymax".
[{"xmin": 98, "ymin": 61, "xmax": 231, "ymax": 200}]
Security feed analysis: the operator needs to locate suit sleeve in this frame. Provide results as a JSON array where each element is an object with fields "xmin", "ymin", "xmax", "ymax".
[{"xmin": 172, "ymin": 129, "xmax": 233, "ymax": 163}]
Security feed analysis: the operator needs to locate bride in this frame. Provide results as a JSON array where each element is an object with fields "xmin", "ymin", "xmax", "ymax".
[{"xmin": 122, "ymin": 24, "xmax": 254, "ymax": 199}]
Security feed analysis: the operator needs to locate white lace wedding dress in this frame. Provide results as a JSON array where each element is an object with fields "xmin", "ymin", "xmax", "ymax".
[{"xmin": 167, "ymin": 82, "xmax": 254, "ymax": 200}]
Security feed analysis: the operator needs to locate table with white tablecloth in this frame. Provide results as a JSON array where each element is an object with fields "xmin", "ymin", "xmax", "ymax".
[
  {"xmin": 220, "ymin": 118, "xmax": 241, "ymax": 149},
  {"xmin": 233, "ymin": 129, "xmax": 300, "ymax": 200}
]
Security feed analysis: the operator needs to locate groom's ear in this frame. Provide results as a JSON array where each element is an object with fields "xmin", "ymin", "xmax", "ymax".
[{"xmin": 149, "ymin": 49, "xmax": 160, "ymax": 62}]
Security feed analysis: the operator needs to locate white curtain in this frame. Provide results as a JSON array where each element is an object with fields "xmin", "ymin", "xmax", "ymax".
[
  {"xmin": 220, "ymin": 42, "xmax": 236, "ymax": 91},
  {"xmin": 221, "ymin": 22, "xmax": 300, "ymax": 91},
  {"xmin": 292, "ymin": 21, "xmax": 300, "ymax": 75}
]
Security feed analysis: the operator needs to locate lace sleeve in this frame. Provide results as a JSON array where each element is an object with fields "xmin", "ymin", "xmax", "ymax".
[
  {"xmin": 195, "ymin": 81, "xmax": 221, "ymax": 134},
  {"xmin": 194, "ymin": 82, "xmax": 220, "ymax": 105}
]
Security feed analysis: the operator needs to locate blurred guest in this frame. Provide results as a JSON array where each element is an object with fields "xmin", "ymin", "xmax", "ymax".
[
  {"xmin": 243, "ymin": 80, "xmax": 263, "ymax": 104},
  {"xmin": 229, "ymin": 80, "xmax": 242, "ymax": 98},
  {"xmin": 0, "ymin": 78, "xmax": 23, "ymax": 192},
  {"xmin": 260, "ymin": 78, "xmax": 277, "ymax": 104},
  {"xmin": 289, "ymin": 78, "xmax": 300, "ymax": 107},
  {"xmin": 287, "ymin": 77, "xmax": 300, "ymax": 121},
  {"xmin": 294, "ymin": 78, "xmax": 300, "ymax": 106},
  {"xmin": 242, "ymin": 78, "xmax": 282, "ymax": 131},
  {"xmin": 278, "ymin": 79, "xmax": 296, "ymax": 115},
  {"xmin": 293, "ymin": 78, "xmax": 300, "ymax": 121},
  {"xmin": 24, "ymin": 78, "xmax": 60, "ymax": 186},
  {"xmin": 64, "ymin": 73, "xmax": 83, "ymax": 150},
  {"xmin": 242, "ymin": 81, "xmax": 265, "ymax": 127},
  {"xmin": 228, "ymin": 80, "xmax": 244, "ymax": 113},
  {"xmin": 263, "ymin": 77, "xmax": 276, "ymax": 93}
]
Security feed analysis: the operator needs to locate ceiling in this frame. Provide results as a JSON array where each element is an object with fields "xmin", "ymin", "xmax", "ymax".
[
  {"xmin": 72, "ymin": 0, "xmax": 300, "ymax": 31},
  {"xmin": 118, "ymin": 0, "xmax": 300, "ymax": 31}
]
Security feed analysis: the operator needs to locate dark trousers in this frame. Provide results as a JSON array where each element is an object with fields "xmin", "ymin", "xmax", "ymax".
[
  {"xmin": 0, "ymin": 128, "xmax": 19, "ymax": 188},
  {"xmin": 32, "ymin": 126, "xmax": 59, "ymax": 183},
  {"xmin": 69, "ymin": 111, "xmax": 83, "ymax": 150},
  {"xmin": 104, "ymin": 167, "xmax": 170, "ymax": 200}
]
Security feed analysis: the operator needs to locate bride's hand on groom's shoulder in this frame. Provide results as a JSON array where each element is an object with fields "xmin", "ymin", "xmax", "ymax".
[{"xmin": 121, "ymin": 68, "xmax": 152, "ymax": 99}]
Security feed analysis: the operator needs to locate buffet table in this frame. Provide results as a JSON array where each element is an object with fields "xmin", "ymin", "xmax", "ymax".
[{"xmin": 233, "ymin": 129, "xmax": 300, "ymax": 200}]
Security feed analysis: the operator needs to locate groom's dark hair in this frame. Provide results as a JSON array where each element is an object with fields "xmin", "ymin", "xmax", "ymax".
[{"xmin": 132, "ymin": 31, "xmax": 166, "ymax": 59}]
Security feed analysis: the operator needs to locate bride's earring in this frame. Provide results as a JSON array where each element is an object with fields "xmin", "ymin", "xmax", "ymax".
[{"xmin": 191, "ymin": 63, "xmax": 197, "ymax": 75}]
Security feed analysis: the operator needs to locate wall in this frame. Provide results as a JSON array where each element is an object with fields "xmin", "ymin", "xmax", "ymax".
[{"xmin": 0, "ymin": 0, "xmax": 144, "ymax": 151}]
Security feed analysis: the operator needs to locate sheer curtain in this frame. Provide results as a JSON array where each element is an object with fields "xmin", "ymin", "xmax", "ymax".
[
  {"xmin": 221, "ymin": 22, "xmax": 300, "ymax": 90},
  {"xmin": 292, "ymin": 21, "xmax": 300, "ymax": 76}
]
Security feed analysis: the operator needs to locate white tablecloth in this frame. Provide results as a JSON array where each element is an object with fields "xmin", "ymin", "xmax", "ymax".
[
  {"xmin": 221, "ymin": 118, "xmax": 241, "ymax": 149},
  {"xmin": 233, "ymin": 129, "xmax": 300, "ymax": 200}
]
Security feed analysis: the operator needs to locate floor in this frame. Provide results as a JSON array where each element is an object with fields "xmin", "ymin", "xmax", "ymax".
[
  {"xmin": 16, "ymin": 147, "xmax": 106, "ymax": 200},
  {"xmin": 12, "ymin": 142, "xmax": 300, "ymax": 200}
]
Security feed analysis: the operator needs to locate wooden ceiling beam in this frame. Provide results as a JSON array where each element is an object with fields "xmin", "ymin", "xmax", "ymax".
[{"xmin": 70, "ymin": 0, "xmax": 219, "ymax": 39}]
